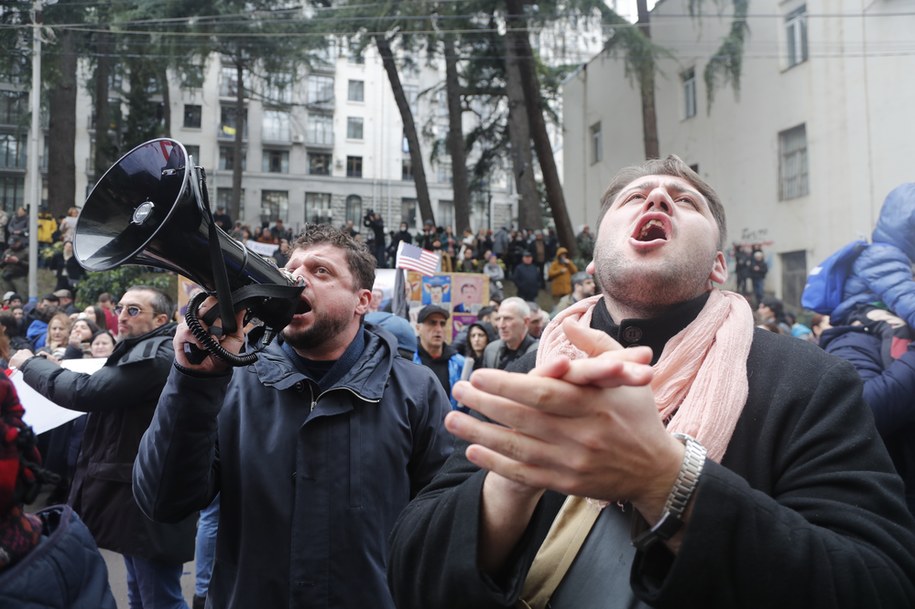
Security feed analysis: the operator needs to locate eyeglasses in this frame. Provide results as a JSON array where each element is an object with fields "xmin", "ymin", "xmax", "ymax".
[{"xmin": 114, "ymin": 304, "xmax": 144, "ymax": 317}]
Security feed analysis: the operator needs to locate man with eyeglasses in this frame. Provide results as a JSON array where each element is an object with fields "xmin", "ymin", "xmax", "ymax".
[{"xmin": 11, "ymin": 285, "xmax": 196, "ymax": 609}]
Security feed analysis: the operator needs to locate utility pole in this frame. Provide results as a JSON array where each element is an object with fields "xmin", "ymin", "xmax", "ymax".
[{"xmin": 27, "ymin": 0, "xmax": 43, "ymax": 300}]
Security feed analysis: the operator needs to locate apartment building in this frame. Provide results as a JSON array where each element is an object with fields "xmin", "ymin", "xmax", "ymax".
[{"xmin": 562, "ymin": 0, "xmax": 915, "ymax": 305}]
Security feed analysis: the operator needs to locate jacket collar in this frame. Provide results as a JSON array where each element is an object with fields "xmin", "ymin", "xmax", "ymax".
[{"xmin": 252, "ymin": 326, "xmax": 395, "ymax": 402}]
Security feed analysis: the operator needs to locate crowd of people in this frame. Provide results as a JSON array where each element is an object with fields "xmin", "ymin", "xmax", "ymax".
[{"xmin": 1, "ymin": 161, "xmax": 914, "ymax": 609}]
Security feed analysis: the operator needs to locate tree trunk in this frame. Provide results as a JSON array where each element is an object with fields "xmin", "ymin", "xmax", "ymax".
[
  {"xmin": 375, "ymin": 34, "xmax": 434, "ymax": 226},
  {"xmin": 637, "ymin": 0, "xmax": 660, "ymax": 160},
  {"xmin": 505, "ymin": 0, "xmax": 576, "ymax": 255},
  {"xmin": 93, "ymin": 26, "xmax": 114, "ymax": 175},
  {"xmin": 47, "ymin": 28, "xmax": 77, "ymax": 217},
  {"xmin": 231, "ymin": 57, "xmax": 244, "ymax": 223},
  {"xmin": 443, "ymin": 34, "xmax": 471, "ymax": 233},
  {"xmin": 503, "ymin": 26, "xmax": 542, "ymax": 231}
]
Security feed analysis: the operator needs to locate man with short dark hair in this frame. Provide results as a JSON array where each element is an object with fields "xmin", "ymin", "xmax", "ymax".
[
  {"xmin": 11, "ymin": 285, "xmax": 194, "ymax": 609},
  {"xmin": 511, "ymin": 251, "xmax": 540, "ymax": 302},
  {"xmin": 552, "ymin": 271, "xmax": 596, "ymax": 318},
  {"xmin": 132, "ymin": 224, "xmax": 452, "ymax": 609},
  {"xmin": 414, "ymin": 304, "xmax": 465, "ymax": 409},
  {"xmin": 389, "ymin": 156, "xmax": 915, "ymax": 608},
  {"xmin": 53, "ymin": 289, "xmax": 78, "ymax": 315}
]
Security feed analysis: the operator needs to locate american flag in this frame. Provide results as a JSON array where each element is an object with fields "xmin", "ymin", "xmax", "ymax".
[{"xmin": 396, "ymin": 241, "xmax": 439, "ymax": 277}]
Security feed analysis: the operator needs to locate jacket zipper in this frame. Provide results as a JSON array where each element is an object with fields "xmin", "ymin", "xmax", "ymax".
[{"xmin": 310, "ymin": 386, "xmax": 382, "ymax": 412}]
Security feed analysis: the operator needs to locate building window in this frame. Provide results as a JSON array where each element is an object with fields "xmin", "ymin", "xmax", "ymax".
[
  {"xmin": 262, "ymin": 110, "xmax": 291, "ymax": 142},
  {"xmin": 305, "ymin": 192, "xmax": 333, "ymax": 225},
  {"xmin": 182, "ymin": 63, "xmax": 206, "ymax": 89},
  {"xmin": 219, "ymin": 106, "xmax": 247, "ymax": 139},
  {"xmin": 219, "ymin": 146, "xmax": 246, "ymax": 171},
  {"xmin": 0, "ymin": 175, "xmax": 25, "ymax": 210},
  {"xmin": 217, "ymin": 188, "xmax": 245, "ymax": 216},
  {"xmin": 590, "ymin": 122, "xmax": 602, "ymax": 164},
  {"xmin": 778, "ymin": 124, "xmax": 809, "ymax": 200},
  {"xmin": 261, "ymin": 190, "xmax": 289, "ymax": 224},
  {"xmin": 401, "ymin": 197, "xmax": 417, "ymax": 227},
  {"xmin": 346, "ymin": 117, "xmax": 364, "ymax": 140},
  {"xmin": 219, "ymin": 66, "xmax": 249, "ymax": 98},
  {"xmin": 262, "ymin": 149, "xmax": 289, "ymax": 174},
  {"xmin": 348, "ymin": 80, "xmax": 364, "ymax": 102},
  {"xmin": 0, "ymin": 133, "xmax": 27, "ymax": 169},
  {"xmin": 436, "ymin": 160, "xmax": 452, "ymax": 184},
  {"xmin": 183, "ymin": 104, "xmax": 202, "ymax": 129},
  {"xmin": 308, "ymin": 152, "xmax": 331, "ymax": 175},
  {"xmin": 780, "ymin": 250, "xmax": 808, "ymax": 308},
  {"xmin": 346, "ymin": 195, "xmax": 362, "ymax": 225},
  {"xmin": 402, "ymin": 157, "xmax": 413, "ymax": 181},
  {"xmin": 307, "ymin": 114, "xmax": 333, "ymax": 146},
  {"xmin": 0, "ymin": 91, "xmax": 28, "ymax": 124},
  {"xmin": 346, "ymin": 155, "xmax": 363, "ymax": 178},
  {"xmin": 438, "ymin": 200, "xmax": 454, "ymax": 230},
  {"xmin": 786, "ymin": 6, "xmax": 808, "ymax": 68},
  {"xmin": 682, "ymin": 69, "xmax": 697, "ymax": 119},
  {"xmin": 307, "ymin": 75, "xmax": 335, "ymax": 106},
  {"xmin": 184, "ymin": 145, "xmax": 200, "ymax": 163}
]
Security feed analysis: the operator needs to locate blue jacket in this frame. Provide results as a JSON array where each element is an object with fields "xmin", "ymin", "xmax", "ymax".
[
  {"xmin": 133, "ymin": 326, "xmax": 453, "ymax": 609},
  {"xmin": 832, "ymin": 183, "xmax": 915, "ymax": 327},
  {"xmin": 0, "ymin": 505, "xmax": 116, "ymax": 609},
  {"xmin": 821, "ymin": 325, "xmax": 915, "ymax": 515},
  {"xmin": 413, "ymin": 348, "xmax": 465, "ymax": 410}
]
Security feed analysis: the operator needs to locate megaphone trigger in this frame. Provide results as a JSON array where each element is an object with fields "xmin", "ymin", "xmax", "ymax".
[{"xmin": 183, "ymin": 343, "xmax": 209, "ymax": 365}]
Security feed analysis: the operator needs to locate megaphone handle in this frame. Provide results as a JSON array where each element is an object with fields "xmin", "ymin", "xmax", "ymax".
[{"xmin": 183, "ymin": 342, "xmax": 209, "ymax": 365}]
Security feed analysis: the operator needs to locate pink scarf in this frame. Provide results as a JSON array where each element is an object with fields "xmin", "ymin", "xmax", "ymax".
[{"xmin": 536, "ymin": 290, "xmax": 754, "ymax": 462}]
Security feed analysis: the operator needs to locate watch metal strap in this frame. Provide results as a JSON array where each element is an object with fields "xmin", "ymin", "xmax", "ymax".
[{"xmin": 632, "ymin": 432, "xmax": 707, "ymax": 551}]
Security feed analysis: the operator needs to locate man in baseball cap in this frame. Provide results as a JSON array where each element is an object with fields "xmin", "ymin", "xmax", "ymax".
[{"xmin": 414, "ymin": 305, "xmax": 464, "ymax": 410}]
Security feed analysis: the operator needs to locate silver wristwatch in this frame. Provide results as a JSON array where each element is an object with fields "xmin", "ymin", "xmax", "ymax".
[{"xmin": 632, "ymin": 432, "xmax": 707, "ymax": 551}]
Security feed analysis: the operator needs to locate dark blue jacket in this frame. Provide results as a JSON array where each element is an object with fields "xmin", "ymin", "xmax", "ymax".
[
  {"xmin": 133, "ymin": 326, "xmax": 453, "ymax": 609},
  {"xmin": 832, "ymin": 183, "xmax": 915, "ymax": 327},
  {"xmin": 821, "ymin": 325, "xmax": 915, "ymax": 514},
  {"xmin": 512, "ymin": 262, "xmax": 541, "ymax": 301},
  {"xmin": 0, "ymin": 505, "xmax": 116, "ymax": 609}
]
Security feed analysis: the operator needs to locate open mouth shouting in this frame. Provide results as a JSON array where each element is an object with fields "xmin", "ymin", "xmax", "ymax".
[{"xmin": 632, "ymin": 214, "xmax": 671, "ymax": 243}]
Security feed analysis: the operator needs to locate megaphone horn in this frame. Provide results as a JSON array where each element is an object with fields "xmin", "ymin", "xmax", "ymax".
[{"xmin": 74, "ymin": 138, "xmax": 303, "ymax": 365}]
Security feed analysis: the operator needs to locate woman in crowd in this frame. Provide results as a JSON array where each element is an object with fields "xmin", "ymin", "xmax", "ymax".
[
  {"xmin": 464, "ymin": 321, "xmax": 495, "ymax": 371},
  {"xmin": 38, "ymin": 313, "xmax": 71, "ymax": 360},
  {"xmin": 80, "ymin": 305, "xmax": 108, "ymax": 333},
  {"xmin": 0, "ymin": 312, "xmax": 31, "ymax": 352},
  {"xmin": 63, "ymin": 318, "xmax": 100, "ymax": 359},
  {"xmin": 89, "ymin": 330, "xmax": 116, "ymax": 358}
]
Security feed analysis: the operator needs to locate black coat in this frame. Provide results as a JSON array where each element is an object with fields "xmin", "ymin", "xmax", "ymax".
[
  {"xmin": 512, "ymin": 262, "xmax": 541, "ymax": 301},
  {"xmin": 19, "ymin": 323, "xmax": 196, "ymax": 563},
  {"xmin": 821, "ymin": 324, "xmax": 915, "ymax": 515},
  {"xmin": 388, "ymin": 329, "xmax": 915, "ymax": 609}
]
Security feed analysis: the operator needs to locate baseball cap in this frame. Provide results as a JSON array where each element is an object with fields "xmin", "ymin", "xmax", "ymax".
[
  {"xmin": 53, "ymin": 289, "xmax": 73, "ymax": 299},
  {"xmin": 417, "ymin": 304, "xmax": 449, "ymax": 324},
  {"xmin": 522, "ymin": 250, "xmax": 533, "ymax": 257}
]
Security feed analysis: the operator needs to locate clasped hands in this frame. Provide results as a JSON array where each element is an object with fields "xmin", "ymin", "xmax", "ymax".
[{"xmin": 448, "ymin": 317, "xmax": 684, "ymax": 520}]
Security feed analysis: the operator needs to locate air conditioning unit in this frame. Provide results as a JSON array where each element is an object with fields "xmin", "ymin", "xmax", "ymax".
[{"xmin": 292, "ymin": 134, "xmax": 305, "ymax": 144}]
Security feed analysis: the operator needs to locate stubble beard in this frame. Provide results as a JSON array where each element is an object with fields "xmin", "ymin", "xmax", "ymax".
[
  {"xmin": 282, "ymin": 310, "xmax": 351, "ymax": 351},
  {"xmin": 593, "ymin": 241, "xmax": 715, "ymax": 316}
]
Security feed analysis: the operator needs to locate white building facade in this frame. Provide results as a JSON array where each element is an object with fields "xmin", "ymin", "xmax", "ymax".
[
  {"xmin": 562, "ymin": 0, "xmax": 915, "ymax": 306},
  {"xmin": 66, "ymin": 43, "xmax": 518, "ymax": 237}
]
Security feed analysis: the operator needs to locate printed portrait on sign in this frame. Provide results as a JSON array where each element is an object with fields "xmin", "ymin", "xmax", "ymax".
[{"xmin": 422, "ymin": 275, "xmax": 452, "ymax": 306}]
